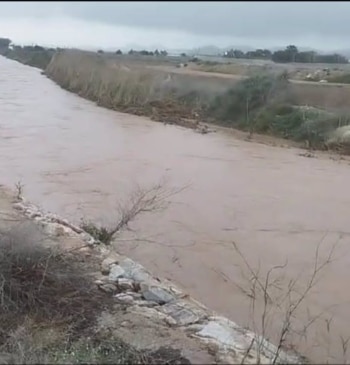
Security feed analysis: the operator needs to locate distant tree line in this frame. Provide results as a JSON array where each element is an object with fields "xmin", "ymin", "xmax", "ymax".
[
  {"xmin": 223, "ymin": 45, "xmax": 348, "ymax": 64},
  {"xmin": 97, "ymin": 48, "xmax": 169, "ymax": 56},
  {"xmin": 0, "ymin": 38, "xmax": 57, "ymax": 53},
  {"xmin": 224, "ymin": 48, "xmax": 272, "ymax": 60},
  {"xmin": 0, "ymin": 37, "xmax": 11, "ymax": 49},
  {"xmin": 126, "ymin": 49, "xmax": 168, "ymax": 56}
]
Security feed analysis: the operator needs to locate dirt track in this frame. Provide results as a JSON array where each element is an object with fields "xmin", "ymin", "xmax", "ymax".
[{"xmin": 149, "ymin": 64, "xmax": 350, "ymax": 88}]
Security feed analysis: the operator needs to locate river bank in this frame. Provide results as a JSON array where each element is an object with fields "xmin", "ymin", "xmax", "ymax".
[
  {"xmin": 0, "ymin": 186, "xmax": 302, "ymax": 364},
  {"xmin": 4, "ymin": 46, "xmax": 350, "ymax": 153},
  {"xmin": 42, "ymin": 50, "xmax": 350, "ymax": 154}
]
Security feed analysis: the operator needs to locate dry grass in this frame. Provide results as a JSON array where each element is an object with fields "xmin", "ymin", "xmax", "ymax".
[
  {"xmin": 187, "ymin": 61, "xmax": 350, "ymax": 111},
  {"xmin": 0, "ymin": 226, "xmax": 109, "ymax": 340},
  {"xmin": 47, "ymin": 49, "xmax": 350, "ymax": 114},
  {"xmin": 290, "ymin": 82, "xmax": 350, "ymax": 110},
  {"xmin": 190, "ymin": 61, "xmax": 272, "ymax": 77},
  {"xmin": 46, "ymin": 50, "xmax": 163, "ymax": 108},
  {"xmin": 45, "ymin": 50, "xmax": 230, "ymax": 125},
  {"xmin": 325, "ymin": 125, "xmax": 350, "ymax": 153},
  {"xmin": 0, "ymin": 221, "xmax": 192, "ymax": 364},
  {"xmin": 0, "ymin": 224, "xmax": 112, "ymax": 363}
]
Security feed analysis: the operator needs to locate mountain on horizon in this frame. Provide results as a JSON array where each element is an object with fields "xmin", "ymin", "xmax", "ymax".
[{"xmin": 123, "ymin": 43, "xmax": 167, "ymax": 51}]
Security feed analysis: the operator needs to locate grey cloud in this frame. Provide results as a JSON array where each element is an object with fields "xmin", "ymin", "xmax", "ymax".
[{"xmin": 2, "ymin": 2, "xmax": 350, "ymax": 41}]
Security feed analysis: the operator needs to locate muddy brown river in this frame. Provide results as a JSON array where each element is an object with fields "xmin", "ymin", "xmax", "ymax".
[{"xmin": 2, "ymin": 56, "xmax": 350, "ymax": 363}]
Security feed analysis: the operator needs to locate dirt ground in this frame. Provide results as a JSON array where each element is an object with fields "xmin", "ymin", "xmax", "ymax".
[{"xmin": 148, "ymin": 63, "xmax": 350, "ymax": 87}]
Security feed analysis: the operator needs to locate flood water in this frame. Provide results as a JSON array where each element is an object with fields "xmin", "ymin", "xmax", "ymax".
[{"xmin": 1, "ymin": 56, "xmax": 350, "ymax": 363}]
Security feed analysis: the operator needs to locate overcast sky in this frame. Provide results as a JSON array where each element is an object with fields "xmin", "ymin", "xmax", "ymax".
[{"xmin": 0, "ymin": 1, "xmax": 349, "ymax": 51}]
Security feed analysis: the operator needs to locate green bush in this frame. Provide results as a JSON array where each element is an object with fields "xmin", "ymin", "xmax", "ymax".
[
  {"xmin": 206, "ymin": 73, "xmax": 350, "ymax": 149},
  {"xmin": 270, "ymin": 108, "xmax": 304, "ymax": 138},
  {"xmin": 207, "ymin": 73, "xmax": 290, "ymax": 130}
]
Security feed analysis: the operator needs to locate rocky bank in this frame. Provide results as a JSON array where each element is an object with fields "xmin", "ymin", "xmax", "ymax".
[{"xmin": 0, "ymin": 185, "xmax": 304, "ymax": 364}]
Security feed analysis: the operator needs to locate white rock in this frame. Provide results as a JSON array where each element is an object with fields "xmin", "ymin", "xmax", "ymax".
[
  {"xmin": 94, "ymin": 279, "xmax": 105, "ymax": 285},
  {"xmin": 127, "ymin": 292, "xmax": 142, "ymax": 300},
  {"xmin": 140, "ymin": 283, "xmax": 175, "ymax": 304},
  {"xmin": 197, "ymin": 318, "xmax": 247, "ymax": 349},
  {"xmin": 128, "ymin": 305, "xmax": 177, "ymax": 326},
  {"xmin": 160, "ymin": 300, "xmax": 207, "ymax": 326},
  {"xmin": 195, "ymin": 317, "xmax": 298, "ymax": 363},
  {"xmin": 118, "ymin": 258, "xmax": 156, "ymax": 283},
  {"xmin": 117, "ymin": 278, "xmax": 135, "ymax": 291},
  {"xmin": 34, "ymin": 216, "xmax": 45, "ymax": 223},
  {"xmin": 27, "ymin": 211, "xmax": 42, "ymax": 219},
  {"xmin": 13, "ymin": 202, "xmax": 26, "ymax": 211},
  {"xmin": 134, "ymin": 300, "xmax": 159, "ymax": 308},
  {"xmin": 114, "ymin": 293, "xmax": 134, "ymax": 304},
  {"xmin": 108, "ymin": 264, "xmax": 126, "ymax": 281}
]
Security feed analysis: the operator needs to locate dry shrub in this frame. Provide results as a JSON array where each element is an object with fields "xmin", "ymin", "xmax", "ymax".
[
  {"xmin": 2, "ymin": 329, "xmax": 190, "ymax": 365},
  {"xmin": 0, "ymin": 225, "xmax": 112, "ymax": 345},
  {"xmin": 80, "ymin": 182, "xmax": 187, "ymax": 245},
  {"xmin": 232, "ymin": 237, "xmax": 341, "ymax": 364},
  {"xmin": 326, "ymin": 125, "xmax": 350, "ymax": 153},
  {"xmin": 0, "ymin": 224, "xmax": 192, "ymax": 364}
]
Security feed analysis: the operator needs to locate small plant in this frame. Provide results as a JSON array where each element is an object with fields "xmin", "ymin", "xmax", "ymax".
[{"xmin": 80, "ymin": 220, "xmax": 111, "ymax": 244}]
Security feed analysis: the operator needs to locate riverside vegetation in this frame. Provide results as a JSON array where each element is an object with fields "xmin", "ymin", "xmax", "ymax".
[{"xmin": 2, "ymin": 39, "xmax": 350, "ymax": 153}]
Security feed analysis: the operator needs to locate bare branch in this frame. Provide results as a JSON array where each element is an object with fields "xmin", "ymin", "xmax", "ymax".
[
  {"xmin": 81, "ymin": 181, "xmax": 188, "ymax": 244},
  {"xmin": 231, "ymin": 236, "xmax": 340, "ymax": 364}
]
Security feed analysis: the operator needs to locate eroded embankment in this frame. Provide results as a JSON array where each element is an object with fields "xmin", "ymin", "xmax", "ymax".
[
  {"xmin": 4, "ymin": 47, "xmax": 350, "ymax": 152},
  {"xmin": 41, "ymin": 50, "xmax": 350, "ymax": 153},
  {"xmin": 45, "ymin": 50, "xmax": 214, "ymax": 130},
  {"xmin": 0, "ymin": 186, "xmax": 302, "ymax": 364}
]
